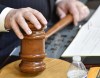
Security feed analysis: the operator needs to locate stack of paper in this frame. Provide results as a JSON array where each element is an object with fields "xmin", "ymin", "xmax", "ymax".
[{"xmin": 61, "ymin": 6, "xmax": 100, "ymax": 57}]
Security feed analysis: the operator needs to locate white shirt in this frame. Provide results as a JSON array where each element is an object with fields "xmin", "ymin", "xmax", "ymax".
[{"xmin": 0, "ymin": 7, "xmax": 12, "ymax": 32}]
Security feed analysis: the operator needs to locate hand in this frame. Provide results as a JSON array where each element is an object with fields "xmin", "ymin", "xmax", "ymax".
[
  {"xmin": 5, "ymin": 7, "xmax": 47, "ymax": 39},
  {"xmin": 56, "ymin": 0, "xmax": 90, "ymax": 26}
]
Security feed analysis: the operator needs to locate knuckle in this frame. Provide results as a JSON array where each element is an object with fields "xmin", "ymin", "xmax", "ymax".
[
  {"xmin": 23, "ymin": 12, "xmax": 30, "ymax": 18},
  {"xmin": 15, "ymin": 16, "xmax": 22, "ymax": 24},
  {"xmin": 17, "ymin": 13, "xmax": 22, "ymax": 17},
  {"xmin": 36, "ymin": 11, "xmax": 41, "ymax": 15},
  {"xmin": 20, "ymin": 8, "xmax": 25, "ymax": 11},
  {"xmin": 9, "ymin": 17, "xmax": 14, "ymax": 23},
  {"xmin": 24, "ymin": 11, "xmax": 30, "ymax": 15},
  {"xmin": 14, "ymin": 10, "xmax": 22, "ymax": 16},
  {"xmin": 33, "ymin": 10, "xmax": 41, "ymax": 14},
  {"xmin": 16, "ymin": 12, "xmax": 21, "ymax": 16},
  {"xmin": 20, "ymin": 8, "xmax": 29, "ymax": 12},
  {"xmin": 24, "ymin": 12, "xmax": 32, "ymax": 19},
  {"xmin": 27, "ymin": 7, "xmax": 32, "ymax": 10},
  {"xmin": 17, "ymin": 18, "xmax": 22, "ymax": 24}
]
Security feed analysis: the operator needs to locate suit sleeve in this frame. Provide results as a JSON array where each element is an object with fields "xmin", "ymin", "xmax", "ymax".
[{"xmin": 0, "ymin": 4, "xmax": 6, "ymax": 13}]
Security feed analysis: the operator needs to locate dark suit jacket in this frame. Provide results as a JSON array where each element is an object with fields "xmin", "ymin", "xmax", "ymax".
[
  {"xmin": 0, "ymin": 0, "xmax": 56, "ymax": 62},
  {"xmin": 0, "ymin": 0, "xmax": 56, "ymax": 20}
]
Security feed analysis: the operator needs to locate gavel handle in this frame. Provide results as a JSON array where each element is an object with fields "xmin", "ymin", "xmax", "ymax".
[{"xmin": 45, "ymin": 14, "xmax": 73, "ymax": 39}]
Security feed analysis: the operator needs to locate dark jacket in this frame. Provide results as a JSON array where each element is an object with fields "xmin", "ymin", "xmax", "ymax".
[
  {"xmin": 0, "ymin": 0, "xmax": 56, "ymax": 63},
  {"xmin": 0, "ymin": 0, "xmax": 56, "ymax": 20}
]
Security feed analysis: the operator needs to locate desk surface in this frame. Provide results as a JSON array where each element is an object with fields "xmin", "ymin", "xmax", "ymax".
[{"xmin": 0, "ymin": 58, "xmax": 70, "ymax": 78}]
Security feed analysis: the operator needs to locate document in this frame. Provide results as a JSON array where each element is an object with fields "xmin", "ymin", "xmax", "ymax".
[{"xmin": 61, "ymin": 6, "xmax": 100, "ymax": 57}]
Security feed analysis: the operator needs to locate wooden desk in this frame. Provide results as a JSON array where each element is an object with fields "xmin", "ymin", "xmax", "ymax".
[{"xmin": 0, "ymin": 58, "xmax": 70, "ymax": 78}]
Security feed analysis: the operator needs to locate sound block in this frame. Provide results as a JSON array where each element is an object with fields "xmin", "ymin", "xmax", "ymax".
[{"xmin": 0, "ymin": 58, "xmax": 70, "ymax": 78}]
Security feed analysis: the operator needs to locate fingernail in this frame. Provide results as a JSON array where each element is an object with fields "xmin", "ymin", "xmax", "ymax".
[
  {"xmin": 44, "ymin": 20, "xmax": 47, "ymax": 25},
  {"xmin": 37, "ymin": 25, "xmax": 41, "ymax": 29},
  {"xmin": 20, "ymin": 35, "xmax": 24, "ymax": 39},
  {"xmin": 60, "ymin": 14, "xmax": 66, "ymax": 19},
  {"xmin": 27, "ymin": 30, "xmax": 32, "ymax": 35}
]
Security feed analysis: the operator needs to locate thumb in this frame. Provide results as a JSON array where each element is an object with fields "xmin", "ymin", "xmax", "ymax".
[{"xmin": 57, "ymin": 7, "xmax": 66, "ymax": 19}]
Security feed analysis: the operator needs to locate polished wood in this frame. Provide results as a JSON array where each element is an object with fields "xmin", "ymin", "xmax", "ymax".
[
  {"xmin": 19, "ymin": 15, "xmax": 73, "ymax": 74},
  {"xmin": 88, "ymin": 67, "xmax": 100, "ymax": 78},
  {"xmin": 19, "ymin": 22, "xmax": 46, "ymax": 74},
  {"xmin": 46, "ymin": 14, "xmax": 73, "ymax": 39},
  {"xmin": 0, "ymin": 58, "xmax": 71, "ymax": 78},
  {"xmin": 1, "ymin": 14, "xmax": 73, "ymax": 75}
]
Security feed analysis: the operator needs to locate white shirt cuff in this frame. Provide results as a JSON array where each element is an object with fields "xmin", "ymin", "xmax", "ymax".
[
  {"xmin": 55, "ymin": 0, "xmax": 62, "ymax": 4},
  {"xmin": 0, "ymin": 7, "xmax": 12, "ymax": 32}
]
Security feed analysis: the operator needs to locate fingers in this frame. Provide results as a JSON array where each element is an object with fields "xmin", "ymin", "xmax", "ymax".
[
  {"xmin": 76, "ymin": 1, "xmax": 90, "ymax": 21},
  {"xmin": 69, "ymin": 2, "xmax": 80, "ymax": 26},
  {"xmin": 57, "ymin": 7, "xmax": 67, "ymax": 19},
  {"xmin": 23, "ymin": 11, "xmax": 42, "ymax": 29},
  {"xmin": 31, "ymin": 9, "xmax": 47, "ymax": 25},
  {"xmin": 68, "ymin": 1, "xmax": 89, "ymax": 26},
  {"xmin": 16, "ymin": 14, "xmax": 32, "ymax": 35},
  {"xmin": 23, "ymin": 7, "xmax": 47, "ymax": 29},
  {"xmin": 56, "ymin": 2, "xmax": 68, "ymax": 19},
  {"xmin": 11, "ymin": 19, "xmax": 24, "ymax": 39},
  {"xmin": 56, "ymin": 0, "xmax": 90, "ymax": 26},
  {"xmin": 5, "ymin": 7, "xmax": 47, "ymax": 39}
]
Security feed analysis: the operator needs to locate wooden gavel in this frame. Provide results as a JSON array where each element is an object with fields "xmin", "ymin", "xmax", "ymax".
[{"xmin": 19, "ymin": 14, "xmax": 73, "ymax": 74}]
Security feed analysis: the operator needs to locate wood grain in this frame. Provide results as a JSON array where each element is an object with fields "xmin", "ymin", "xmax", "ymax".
[
  {"xmin": 46, "ymin": 14, "xmax": 73, "ymax": 39},
  {"xmin": 0, "ymin": 58, "xmax": 70, "ymax": 78}
]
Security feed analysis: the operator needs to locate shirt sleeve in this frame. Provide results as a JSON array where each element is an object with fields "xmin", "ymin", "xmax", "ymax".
[
  {"xmin": 55, "ymin": 0, "xmax": 62, "ymax": 4},
  {"xmin": 0, "ymin": 7, "xmax": 12, "ymax": 32}
]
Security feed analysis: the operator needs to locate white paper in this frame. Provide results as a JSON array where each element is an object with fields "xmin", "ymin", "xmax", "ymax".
[{"xmin": 61, "ymin": 6, "xmax": 100, "ymax": 57}]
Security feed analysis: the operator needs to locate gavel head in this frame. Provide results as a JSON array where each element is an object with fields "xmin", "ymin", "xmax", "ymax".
[{"xmin": 19, "ymin": 22, "xmax": 46, "ymax": 74}]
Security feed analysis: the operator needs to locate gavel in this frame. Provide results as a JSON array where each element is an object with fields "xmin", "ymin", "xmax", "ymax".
[{"xmin": 19, "ymin": 14, "xmax": 73, "ymax": 74}]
